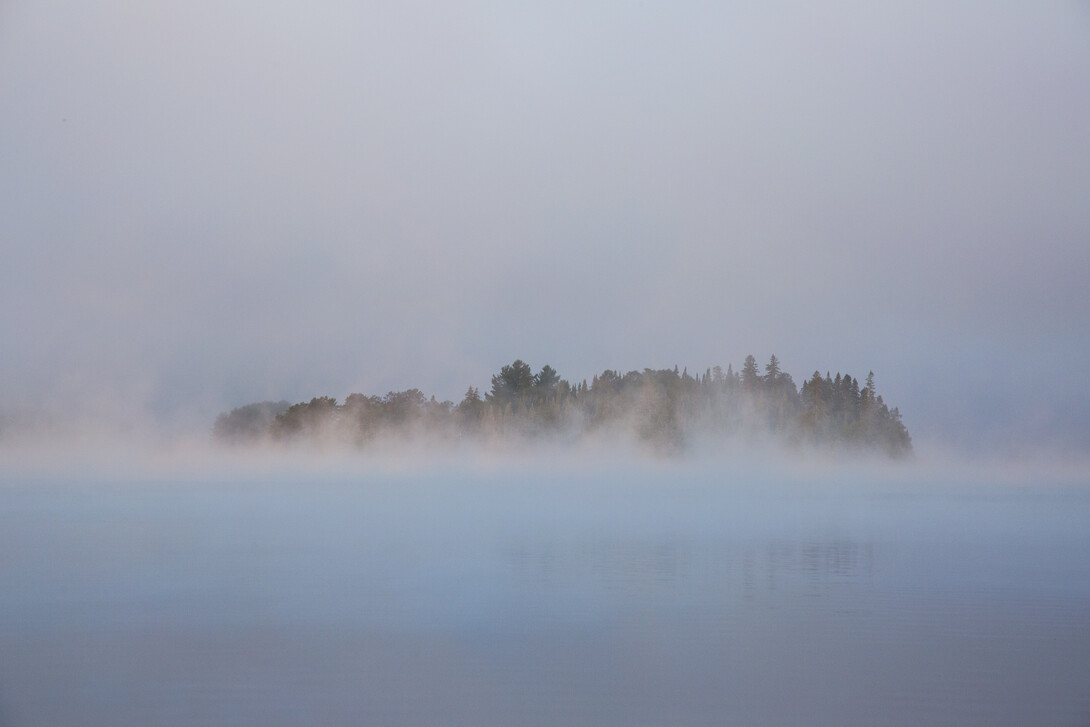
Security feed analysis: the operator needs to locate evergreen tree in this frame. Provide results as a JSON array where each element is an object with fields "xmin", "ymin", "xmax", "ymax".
[
  {"xmin": 764, "ymin": 354, "xmax": 782, "ymax": 382},
  {"xmin": 534, "ymin": 364, "xmax": 560, "ymax": 399},
  {"xmin": 487, "ymin": 359, "xmax": 535, "ymax": 407},
  {"xmin": 742, "ymin": 355, "xmax": 761, "ymax": 390}
]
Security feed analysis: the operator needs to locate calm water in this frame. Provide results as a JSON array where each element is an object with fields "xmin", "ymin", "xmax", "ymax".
[{"xmin": 2, "ymin": 462, "xmax": 1089, "ymax": 726}]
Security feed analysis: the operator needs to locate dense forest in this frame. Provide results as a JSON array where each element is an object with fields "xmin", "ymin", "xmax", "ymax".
[{"xmin": 213, "ymin": 356, "xmax": 912, "ymax": 457}]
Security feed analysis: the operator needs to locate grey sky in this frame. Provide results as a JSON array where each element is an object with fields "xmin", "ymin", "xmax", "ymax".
[{"xmin": 2, "ymin": 1, "xmax": 1088, "ymax": 451}]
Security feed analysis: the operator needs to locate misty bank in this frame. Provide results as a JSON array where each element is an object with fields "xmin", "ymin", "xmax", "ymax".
[{"xmin": 213, "ymin": 356, "xmax": 912, "ymax": 458}]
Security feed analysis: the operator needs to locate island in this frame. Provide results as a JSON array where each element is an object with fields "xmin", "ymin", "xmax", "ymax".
[{"xmin": 213, "ymin": 355, "xmax": 912, "ymax": 457}]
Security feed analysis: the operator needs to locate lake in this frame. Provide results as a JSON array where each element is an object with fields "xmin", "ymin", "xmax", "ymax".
[{"xmin": 2, "ymin": 456, "xmax": 1088, "ymax": 726}]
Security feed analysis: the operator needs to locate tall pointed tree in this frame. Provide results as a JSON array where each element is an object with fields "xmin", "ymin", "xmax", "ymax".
[
  {"xmin": 742, "ymin": 355, "xmax": 761, "ymax": 390},
  {"xmin": 765, "ymin": 354, "xmax": 782, "ymax": 382}
]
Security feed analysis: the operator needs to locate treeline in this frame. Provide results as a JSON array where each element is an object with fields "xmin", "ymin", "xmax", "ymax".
[{"xmin": 212, "ymin": 355, "xmax": 912, "ymax": 457}]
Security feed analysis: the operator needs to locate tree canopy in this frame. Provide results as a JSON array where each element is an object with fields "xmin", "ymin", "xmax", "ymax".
[{"xmin": 212, "ymin": 355, "xmax": 912, "ymax": 457}]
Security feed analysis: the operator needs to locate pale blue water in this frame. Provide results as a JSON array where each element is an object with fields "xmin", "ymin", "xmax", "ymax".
[{"xmin": 2, "ymin": 465, "xmax": 1088, "ymax": 726}]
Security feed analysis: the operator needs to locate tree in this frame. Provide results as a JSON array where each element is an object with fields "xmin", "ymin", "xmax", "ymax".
[
  {"xmin": 862, "ymin": 371, "xmax": 876, "ymax": 408},
  {"xmin": 764, "ymin": 354, "xmax": 782, "ymax": 382},
  {"xmin": 272, "ymin": 396, "xmax": 338, "ymax": 438},
  {"xmin": 383, "ymin": 389, "xmax": 425, "ymax": 424},
  {"xmin": 534, "ymin": 364, "xmax": 560, "ymax": 398},
  {"xmin": 461, "ymin": 386, "xmax": 480, "ymax": 404},
  {"xmin": 344, "ymin": 392, "xmax": 384, "ymax": 439},
  {"xmin": 451, "ymin": 386, "xmax": 483, "ymax": 432},
  {"xmin": 212, "ymin": 400, "xmax": 290, "ymax": 442},
  {"xmin": 742, "ymin": 355, "xmax": 761, "ymax": 390},
  {"xmin": 487, "ymin": 359, "xmax": 535, "ymax": 406}
]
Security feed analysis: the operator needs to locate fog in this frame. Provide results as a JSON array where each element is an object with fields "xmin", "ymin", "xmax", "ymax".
[
  {"xmin": 1, "ymin": 1, "xmax": 1089, "ymax": 458},
  {"xmin": 5, "ymin": 9, "xmax": 1090, "ymax": 722}
]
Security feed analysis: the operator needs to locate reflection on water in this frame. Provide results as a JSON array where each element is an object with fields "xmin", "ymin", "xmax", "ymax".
[
  {"xmin": 1, "ymin": 468, "xmax": 1089, "ymax": 726},
  {"xmin": 505, "ymin": 537, "xmax": 875, "ymax": 606}
]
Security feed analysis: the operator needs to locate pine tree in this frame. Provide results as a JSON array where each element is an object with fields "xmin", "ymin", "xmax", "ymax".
[
  {"xmin": 764, "ymin": 354, "xmax": 782, "ymax": 382},
  {"xmin": 742, "ymin": 355, "xmax": 761, "ymax": 390}
]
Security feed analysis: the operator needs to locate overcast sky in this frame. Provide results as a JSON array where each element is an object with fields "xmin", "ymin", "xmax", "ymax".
[{"xmin": 1, "ymin": 1, "xmax": 1088, "ymax": 452}]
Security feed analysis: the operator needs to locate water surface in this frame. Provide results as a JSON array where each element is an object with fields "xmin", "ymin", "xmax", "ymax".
[{"xmin": 2, "ymin": 463, "xmax": 1088, "ymax": 726}]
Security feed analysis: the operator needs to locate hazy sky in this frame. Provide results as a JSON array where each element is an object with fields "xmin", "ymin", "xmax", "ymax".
[{"xmin": 2, "ymin": 1, "xmax": 1088, "ymax": 452}]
